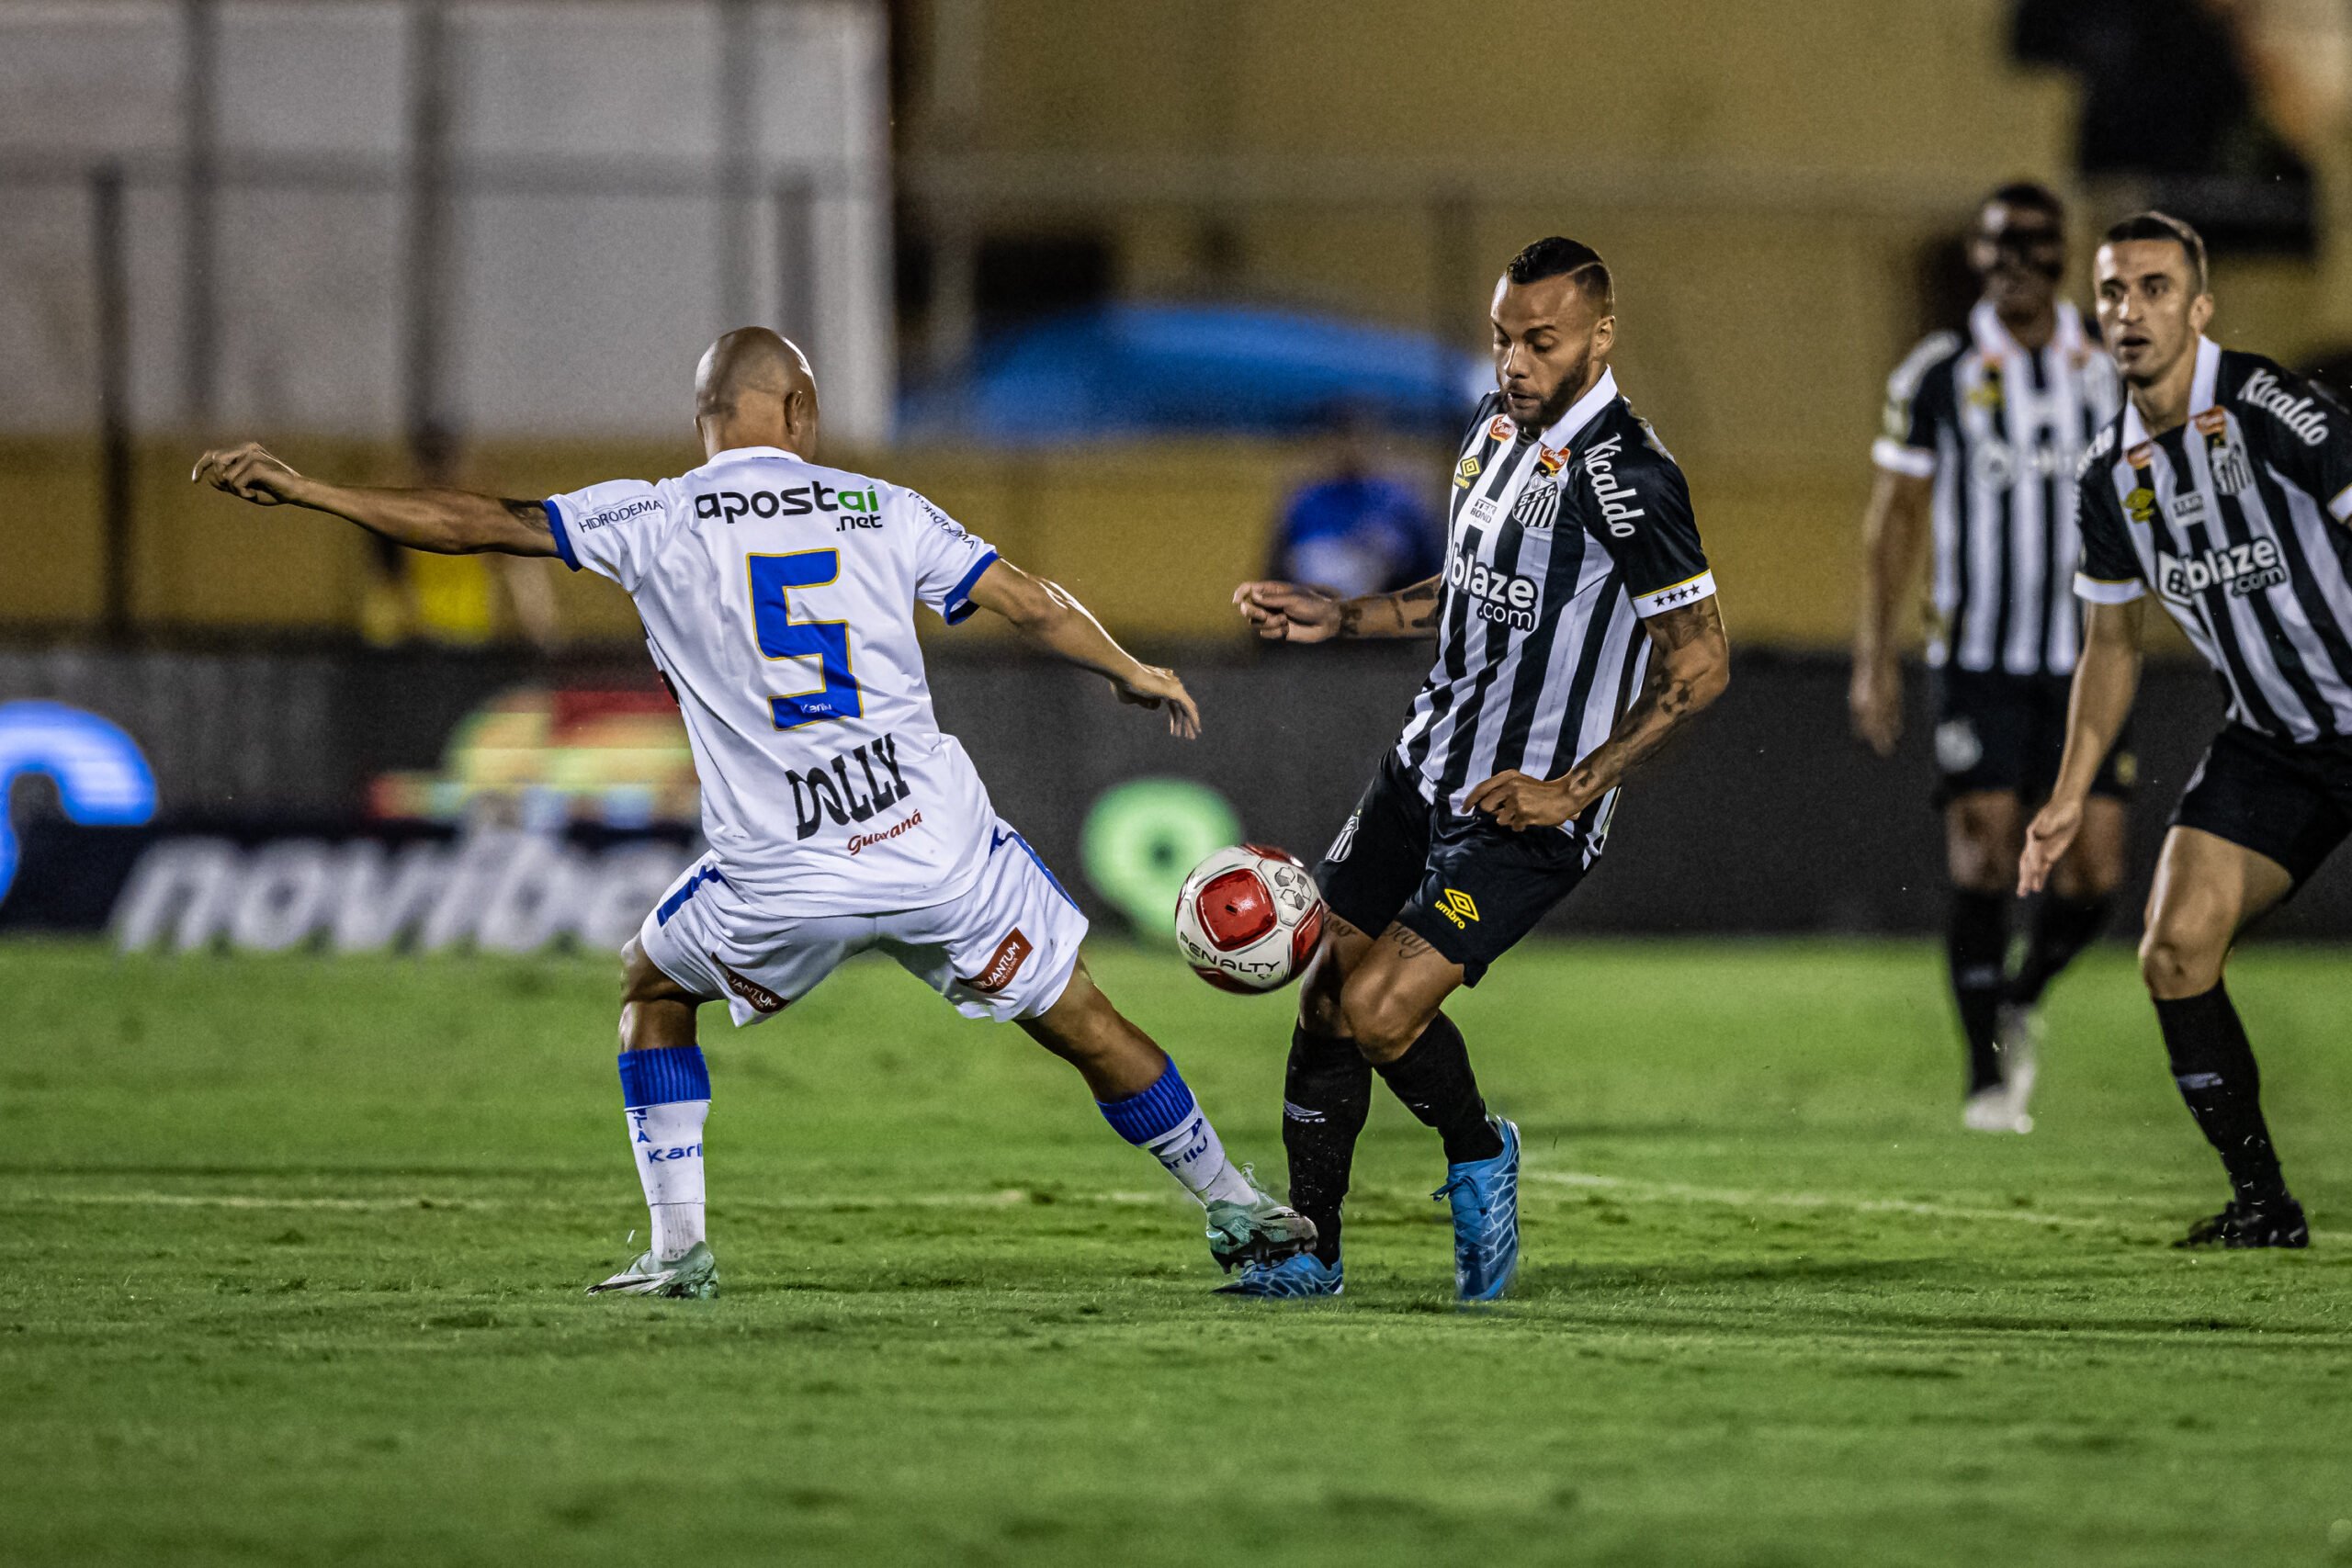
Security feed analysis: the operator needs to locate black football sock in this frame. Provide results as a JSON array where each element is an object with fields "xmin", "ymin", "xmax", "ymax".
[
  {"xmin": 1373, "ymin": 1012, "xmax": 1503, "ymax": 1165},
  {"xmin": 2154, "ymin": 984, "xmax": 2290, "ymax": 1206},
  {"xmin": 2008, "ymin": 892, "xmax": 2113, "ymax": 1008},
  {"xmin": 1947, "ymin": 889, "xmax": 2009, "ymax": 1095},
  {"xmin": 1282, "ymin": 1024, "xmax": 1371, "ymax": 1267}
]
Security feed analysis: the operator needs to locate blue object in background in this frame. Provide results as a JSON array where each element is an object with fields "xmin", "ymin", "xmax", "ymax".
[
  {"xmin": 0, "ymin": 702, "xmax": 158, "ymax": 903},
  {"xmin": 899, "ymin": 302, "xmax": 1487, "ymax": 443}
]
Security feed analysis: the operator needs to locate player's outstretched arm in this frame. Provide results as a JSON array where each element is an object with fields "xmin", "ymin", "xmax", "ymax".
[
  {"xmin": 1465, "ymin": 595, "xmax": 1731, "ymax": 831},
  {"xmin": 966, "ymin": 558, "xmax": 1201, "ymax": 739},
  {"xmin": 1849, "ymin": 468, "xmax": 1931, "ymax": 757},
  {"xmin": 1231, "ymin": 577, "xmax": 1441, "ymax": 641},
  {"xmin": 2019, "ymin": 597, "xmax": 2144, "ymax": 895},
  {"xmin": 191, "ymin": 442, "xmax": 560, "ymax": 558}
]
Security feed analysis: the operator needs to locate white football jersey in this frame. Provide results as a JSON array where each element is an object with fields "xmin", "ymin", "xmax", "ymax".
[{"xmin": 544, "ymin": 446, "xmax": 1002, "ymax": 915}]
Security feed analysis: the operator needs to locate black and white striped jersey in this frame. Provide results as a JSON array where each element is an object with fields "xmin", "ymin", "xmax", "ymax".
[
  {"xmin": 2076, "ymin": 337, "xmax": 2352, "ymax": 744},
  {"xmin": 1394, "ymin": 370, "xmax": 1715, "ymax": 856},
  {"xmin": 1875, "ymin": 301, "xmax": 2120, "ymax": 677}
]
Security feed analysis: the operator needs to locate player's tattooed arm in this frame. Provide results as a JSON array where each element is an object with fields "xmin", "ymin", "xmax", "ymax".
[
  {"xmin": 1464, "ymin": 595, "xmax": 1730, "ymax": 830},
  {"xmin": 1236, "ymin": 577, "xmax": 1441, "ymax": 641},
  {"xmin": 191, "ymin": 441, "xmax": 561, "ymax": 558}
]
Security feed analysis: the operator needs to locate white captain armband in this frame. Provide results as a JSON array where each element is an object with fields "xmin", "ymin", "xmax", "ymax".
[
  {"xmin": 2074, "ymin": 573, "xmax": 2146, "ymax": 604},
  {"xmin": 1633, "ymin": 570, "xmax": 1716, "ymax": 618}
]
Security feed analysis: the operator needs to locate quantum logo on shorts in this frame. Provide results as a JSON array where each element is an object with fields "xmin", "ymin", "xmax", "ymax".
[
  {"xmin": 711, "ymin": 953, "xmax": 787, "ymax": 1014},
  {"xmin": 959, "ymin": 929, "xmax": 1033, "ymax": 995}
]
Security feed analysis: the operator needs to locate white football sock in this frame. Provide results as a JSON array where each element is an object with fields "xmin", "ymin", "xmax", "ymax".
[
  {"xmin": 628, "ymin": 1098, "xmax": 708, "ymax": 1261},
  {"xmin": 1142, "ymin": 1107, "xmax": 1258, "ymax": 1206}
]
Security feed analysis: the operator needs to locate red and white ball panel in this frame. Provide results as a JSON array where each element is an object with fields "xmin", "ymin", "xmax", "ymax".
[{"xmin": 1173, "ymin": 843, "xmax": 1327, "ymax": 993}]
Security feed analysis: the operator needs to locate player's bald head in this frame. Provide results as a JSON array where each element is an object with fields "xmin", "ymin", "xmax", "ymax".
[
  {"xmin": 694, "ymin": 327, "xmax": 818, "ymax": 456},
  {"xmin": 695, "ymin": 327, "xmax": 815, "ymax": 421}
]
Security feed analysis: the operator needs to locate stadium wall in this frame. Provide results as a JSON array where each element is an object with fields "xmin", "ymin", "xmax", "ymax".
[{"xmin": 6, "ymin": 643, "xmax": 2347, "ymax": 942}]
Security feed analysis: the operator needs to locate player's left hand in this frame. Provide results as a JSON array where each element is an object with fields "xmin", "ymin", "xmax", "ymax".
[
  {"xmin": 1464, "ymin": 770, "xmax": 1578, "ymax": 830},
  {"xmin": 1113, "ymin": 664, "xmax": 1202, "ymax": 739},
  {"xmin": 191, "ymin": 442, "xmax": 305, "ymax": 506}
]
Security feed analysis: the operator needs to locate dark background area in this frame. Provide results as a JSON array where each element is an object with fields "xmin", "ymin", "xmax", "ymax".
[{"xmin": 8, "ymin": 641, "xmax": 2344, "ymax": 941}]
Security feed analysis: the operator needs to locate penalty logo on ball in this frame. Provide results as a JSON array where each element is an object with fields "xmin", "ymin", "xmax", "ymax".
[{"xmin": 1173, "ymin": 843, "xmax": 1328, "ymax": 993}]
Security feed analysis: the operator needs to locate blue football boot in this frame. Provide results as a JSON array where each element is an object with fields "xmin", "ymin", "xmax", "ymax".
[
  {"xmin": 1214, "ymin": 1251, "xmax": 1344, "ymax": 1299},
  {"xmin": 1434, "ymin": 1116, "xmax": 1520, "ymax": 1302}
]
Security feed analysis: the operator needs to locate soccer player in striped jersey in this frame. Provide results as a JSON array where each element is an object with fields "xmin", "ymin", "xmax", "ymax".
[
  {"xmin": 192, "ymin": 328, "xmax": 1317, "ymax": 1295},
  {"xmin": 1228, "ymin": 237, "xmax": 1732, "ymax": 1300},
  {"xmin": 2022, "ymin": 210, "xmax": 2352, "ymax": 1248},
  {"xmin": 1852, "ymin": 183, "xmax": 2129, "ymax": 1134}
]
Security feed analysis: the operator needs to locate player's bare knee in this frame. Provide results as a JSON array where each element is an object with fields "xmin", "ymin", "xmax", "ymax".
[
  {"xmin": 1338, "ymin": 981, "xmax": 1428, "ymax": 1066},
  {"xmin": 2139, "ymin": 926, "xmax": 2222, "ymax": 999}
]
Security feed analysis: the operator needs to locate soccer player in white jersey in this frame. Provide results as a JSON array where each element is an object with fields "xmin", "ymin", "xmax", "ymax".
[
  {"xmin": 2025, "ymin": 212, "xmax": 2352, "ymax": 1248},
  {"xmin": 192, "ymin": 327, "xmax": 1314, "ymax": 1297}
]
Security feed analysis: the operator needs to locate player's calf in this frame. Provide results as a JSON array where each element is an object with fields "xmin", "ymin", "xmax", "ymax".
[
  {"xmin": 592, "ymin": 941, "xmax": 718, "ymax": 1298},
  {"xmin": 1023, "ymin": 964, "xmax": 1317, "ymax": 1272}
]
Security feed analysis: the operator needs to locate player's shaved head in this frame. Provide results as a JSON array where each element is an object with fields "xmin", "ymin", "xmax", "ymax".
[{"xmin": 694, "ymin": 327, "xmax": 819, "ymax": 457}]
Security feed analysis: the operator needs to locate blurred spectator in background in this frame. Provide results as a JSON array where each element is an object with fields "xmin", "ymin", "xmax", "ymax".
[
  {"xmin": 359, "ymin": 424, "xmax": 560, "ymax": 651},
  {"xmin": 1269, "ymin": 406, "xmax": 1442, "ymax": 598},
  {"xmin": 2013, "ymin": 0, "xmax": 2316, "ymax": 253}
]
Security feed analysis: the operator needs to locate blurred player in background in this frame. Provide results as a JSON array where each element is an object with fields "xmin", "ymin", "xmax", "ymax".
[
  {"xmin": 193, "ymin": 327, "xmax": 1315, "ymax": 1297},
  {"xmin": 1231, "ymin": 238, "xmax": 1732, "ymax": 1301},
  {"xmin": 1851, "ymin": 183, "xmax": 2127, "ymax": 1134},
  {"xmin": 2025, "ymin": 212, "xmax": 2352, "ymax": 1249}
]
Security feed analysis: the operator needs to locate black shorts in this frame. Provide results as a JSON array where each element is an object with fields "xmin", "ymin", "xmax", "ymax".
[
  {"xmin": 1930, "ymin": 669, "xmax": 2136, "ymax": 808},
  {"xmin": 1313, "ymin": 750, "xmax": 1593, "ymax": 986},
  {"xmin": 2172, "ymin": 723, "xmax": 2352, "ymax": 888}
]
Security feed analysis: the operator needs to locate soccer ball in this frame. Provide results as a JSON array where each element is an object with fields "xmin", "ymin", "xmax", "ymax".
[{"xmin": 1173, "ymin": 844, "xmax": 1327, "ymax": 993}]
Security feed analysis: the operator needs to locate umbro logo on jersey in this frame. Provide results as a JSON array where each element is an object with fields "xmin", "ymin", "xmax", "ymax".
[
  {"xmin": 1583, "ymin": 434, "xmax": 1646, "ymax": 537},
  {"xmin": 787, "ymin": 732, "xmax": 912, "ymax": 840},
  {"xmin": 1435, "ymin": 888, "xmax": 1479, "ymax": 928},
  {"xmin": 2158, "ymin": 540, "xmax": 2287, "ymax": 601},
  {"xmin": 2242, "ymin": 368, "xmax": 2331, "ymax": 446},
  {"xmin": 1446, "ymin": 547, "xmax": 1539, "ymax": 629},
  {"xmin": 695, "ymin": 483, "xmax": 882, "ymax": 524},
  {"xmin": 1454, "ymin": 456, "xmax": 1482, "ymax": 489}
]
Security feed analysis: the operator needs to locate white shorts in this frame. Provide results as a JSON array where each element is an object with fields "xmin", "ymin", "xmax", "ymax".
[{"xmin": 637, "ymin": 821, "xmax": 1090, "ymax": 1028}]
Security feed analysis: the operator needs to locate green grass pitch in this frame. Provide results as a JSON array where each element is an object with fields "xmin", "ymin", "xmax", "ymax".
[{"xmin": 5, "ymin": 937, "xmax": 2350, "ymax": 1567}]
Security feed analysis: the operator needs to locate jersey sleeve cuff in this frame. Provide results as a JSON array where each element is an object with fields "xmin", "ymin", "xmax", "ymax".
[
  {"xmin": 1631, "ymin": 570, "xmax": 1716, "ymax": 618},
  {"xmin": 2074, "ymin": 572, "xmax": 2145, "ymax": 604},
  {"xmin": 2330, "ymin": 481, "xmax": 2352, "ymax": 524},
  {"xmin": 941, "ymin": 549, "xmax": 1000, "ymax": 625},
  {"xmin": 1870, "ymin": 439, "xmax": 1937, "ymax": 479},
  {"xmin": 541, "ymin": 499, "xmax": 582, "ymax": 572}
]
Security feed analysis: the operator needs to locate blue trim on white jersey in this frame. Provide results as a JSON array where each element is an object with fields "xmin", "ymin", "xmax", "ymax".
[
  {"xmin": 656, "ymin": 863, "xmax": 728, "ymax": 926},
  {"xmin": 992, "ymin": 822, "xmax": 1080, "ymax": 910},
  {"xmin": 942, "ymin": 549, "xmax": 1001, "ymax": 625},
  {"xmin": 542, "ymin": 499, "xmax": 581, "ymax": 572}
]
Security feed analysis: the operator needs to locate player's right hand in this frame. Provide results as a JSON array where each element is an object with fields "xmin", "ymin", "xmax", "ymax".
[
  {"xmin": 2017, "ymin": 795, "xmax": 2083, "ymax": 897},
  {"xmin": 191, "ymin": 442, "xmax": 305, "ymax": 506},
  {"xmin": 1233, "ymin": 581, "xmax": 1341, "ymax": 643},
  {"xmin": 1114, "ymin": 664, "xmax": 1202, "ymax": 740},
  {"xmin": 1848, "ymin": 653, "xmax": 1901, "ymax": 757}
]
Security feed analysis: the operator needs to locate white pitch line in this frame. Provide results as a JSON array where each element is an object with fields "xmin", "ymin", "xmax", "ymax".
[
  {"xmin": 6, "ymin": 1188, "xmax": 1170, "ymax": 1214},
  {"xmin": 1529, "ymin": 1169, "xmax": 2349, "ymax": 1241}
]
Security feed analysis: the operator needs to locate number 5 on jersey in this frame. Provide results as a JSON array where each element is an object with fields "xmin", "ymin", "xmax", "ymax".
[{"xmin": 748, "ymin": 549, "xmax": 862, "ymax": 729}]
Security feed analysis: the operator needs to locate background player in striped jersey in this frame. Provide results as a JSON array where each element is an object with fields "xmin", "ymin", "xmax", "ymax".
[
  {"xmin": 1851, "ymin": 183, "xmax": 2129, "ymax": 1134},
  {"xmin": 192, "ymin": 328, "xmax": 1317, "ymax": 1295},
  {"xmin": 1227, "ymin": 238, "xmax": 1732, "ymax": 1300},
  {"xmin": 2023, "ymin": 211, "xmax": 2352, "ymax": 1248}
]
